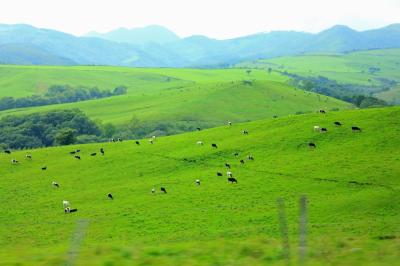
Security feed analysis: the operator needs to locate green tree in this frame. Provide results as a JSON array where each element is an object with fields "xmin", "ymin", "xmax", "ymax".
[{"xmin": 55, "ymin": 128, "xmax": 76, "ymax": 145}]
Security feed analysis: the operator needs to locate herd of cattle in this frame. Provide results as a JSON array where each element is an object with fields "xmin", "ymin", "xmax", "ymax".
[{"xmin": 4, "ymin": 110, "xmax": 362, "ymax": 213}]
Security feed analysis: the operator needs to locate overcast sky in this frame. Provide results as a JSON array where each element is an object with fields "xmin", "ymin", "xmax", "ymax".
[{"xmin": 1, "ymin": 0, "xmax": 400, "ymax": 39}]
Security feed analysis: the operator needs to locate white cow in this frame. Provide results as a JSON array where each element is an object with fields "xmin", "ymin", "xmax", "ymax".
[
  {"xmin": 227, "ymin": 171, "xmax": 233, "ymax": 177},
  {"xmin": 195, "ymin": 179, "xmax": 201, "ymax": 185},
  {"xmin": 313, "ymin": 126, "xmax": 320, "ymax": 132},
  {"xmin": 63, "ymin": 200, "xmax": 70, "ymax": 208},
  {"xmin": 196, "ymin": 141, "xmax": 203, "ymax": 145}
]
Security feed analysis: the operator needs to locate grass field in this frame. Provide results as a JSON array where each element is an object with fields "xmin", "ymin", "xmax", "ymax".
[
  {"xmin": 236, "ymin": 49, "xmax": 400, "ymax": 104},
  {"xmin": 1, "ymin": 106, "xmax": 399, "ymax": 265},
  {"xmin": 0, "ymin": 65, "xmax": 352, "ymax": 126}
]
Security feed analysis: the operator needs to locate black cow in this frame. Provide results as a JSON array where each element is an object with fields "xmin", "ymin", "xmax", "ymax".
[
  {"xmin": 74, "ymin": 155, "xmax": 81, "ymax": 160},
  {"xmin": 240, "ymin": 159, "xmax": 245, "ymax": 164},
  {"xmin": 135, "ymin": 141, "xmax": 140, "ymax": 145},
  {"xmin": 42, "ymin": 166, "xmax": 47, "ymax": 170},
  {"xmin": 247, "ymin": 155, "xmax": 254, "ymax": 160},
  {"xmin": 320, "ymin": 128, "xmax": 328, "ymax": 132},
  {"xmin": 91, "ymin": 153, "xmax": 97, "ymax": 156},
  {"xmin": 211, "ymin": 143, "xmax": 218, "ymax": 148},
  {"xmin": 118, "ymin": 138, "xmax": 122, "ymax": 142},
  {"xmin": 100, "ymin": 148, "xmax": 104, "ymax": 155},
  {"xmin": 234, "ymin": 152, "xmax": 239, "ymax": 157},
  {"xmin": 160, "ymin": 187, "xmax": 167, "ymax": 193},
  {"xmin": 108, "ymin": 193, "xmax": 113, "ymax": 200},
  {"xmin": 334, "ymin": 121, "xmax": 342, "ymax": 126},
  {"xmin": 217, "ymin": 172, "xmax": 223, "ymax": 176},
  {"xmin": 352, "ymin": 126, "xmax": 362, "ymax": 132},
  {"xmin": 225, "ymin": 163, "xmax": 231, "ymax": 169},
  {"xmin": 319, "ymin": 109, "xmax": 326, "ymax": 114},
  {"xmin": 196, "ymin": 127, "xmax": 201, "ymax": 131},
  {"xmin": 4, "ymin": 150, "xmax": 11, "ymax": 154},
  {"xmin": 228, "ymin": 177, "xmax": 238, "ymax": 183},
  {"xmin": 70, "ymin": 151, "xmax": 76, "ymax": 154},
  {"xmin": 242, "ymin": 130, "xmax": 249, "ymax": 135},
  {"xmin": 75, "ymin": 149, "xmax": 81, "ymax": 153},
  {"xmin": 26, "ymin": 154, "xmax": 32, "ymax": 159},
  {"xmin": 309, "ymin": 143, "xmax": 316, "ymax": 148},
  {"xmin": 65, "ymin": 208, "xmax": 78, "ymax": 213}
]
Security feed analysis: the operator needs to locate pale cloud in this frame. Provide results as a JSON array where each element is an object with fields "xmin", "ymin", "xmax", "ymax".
[{"xmin": 1, "ymin": 0, "xmax": 399, "ymax": 39}]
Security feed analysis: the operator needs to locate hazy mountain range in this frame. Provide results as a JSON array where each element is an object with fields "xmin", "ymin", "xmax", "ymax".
[{"xmin": 0, "ymin": 23, "xmax": 400, "ymax": 67}]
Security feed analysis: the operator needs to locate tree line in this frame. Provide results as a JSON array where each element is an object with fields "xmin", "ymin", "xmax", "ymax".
[
  {"xmin": 0, "ymin": 109, "xmax": 199, "ymax": 150},
  {"xmin": 0, "ymin": 84, "xmax": 127, "ymax": 111},
  {"xmin": 285, "ymin": 73, "xmax": 388, "ymax": 108}
]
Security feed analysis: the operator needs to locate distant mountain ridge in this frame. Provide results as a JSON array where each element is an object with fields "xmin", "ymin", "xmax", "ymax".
[
  {"xmin": 0, "ymin": 23, "xmax": 400, "ymax": 67},
  {"xmin": 86, "ymin": 25, "xmax": 180, "ymax": 45}
]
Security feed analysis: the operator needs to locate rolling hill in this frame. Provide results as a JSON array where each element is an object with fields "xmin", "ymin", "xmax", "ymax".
[
  {"xmin": 0, "ymin": 65, "xmax": 351, "ymax": 129},
  {"xmin": 237, "ymin": 49, "xmax": 400, "ymax": 104},
  {"xmin": 2, "ymin": 23, "xmax": 400, "ymax": 67},
  {"xmin": 1, "ymin": 106, "xmax": 399, "ymax": 265}
]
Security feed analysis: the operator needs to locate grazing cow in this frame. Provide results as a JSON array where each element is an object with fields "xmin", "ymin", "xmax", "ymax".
[
  {"xmin": 74, "ymin": 155, "xmax": 81, "ymax": 160},
  {"xmin": 228, "ymin": 177, "xmax": 238, "ymax": 184},
  {"xmin": 42, "ymin": 166, "xmax": 47, "ymax": 170},
  {"xmin": 52, "ymin": 181, "xmax": 59, "ymax": 188},
  {"xmin": 135, "ymin": 141, "xmax": 140, "ymax": 145},
  {"xmin": 70, "ymin": 151, "xmax": 76, "ymax": 154},
  {"xmin": 247, "ymin": 155, "xmax": 254, "ymax": 160},
  {"xmin": 217, "ymin": 172, "xmax": 223, "ymax": 176},
  {"xmin": 334, "ymin": 121, "xmax": 342, "ymax": 126},
  {"xmin": 319, "ymin": 109, "xmax": 326, "ymax": 114},
  {"xmin": 227, "ymin": 171, "xmax": 233, "ymax": 177},
  {"xmin": 151, "ymin": 187, "xmax": 155, "ymax": 194},
  {"xmin": 11, "ymin": 159, "xmax": 18, "ymax": 164},
  {"xmin": 309, "ymin": 142, "xmax": 316, "ymax": 148},
  {"xmin": 320, "ymin": 127, "xmax": 328, "ymax": 133},
  {"xmin": 160, "ymin": 187, "xmax": 167, "ymax": 193},
  {"xmin": 26, "ymin": 154, "xmax": 32, "ymax": 159},
  {"xmin": 197, "ymin": 141, "xmax": 203, "ymax": 145},
  {"xmin": 234, "ymin": 152, "xmax": 239, "ymax": 157},
  {"xmin": 211, "ymin": 143, "xmax": 218, "ymax": 148},
  {"xmin": 228, "ymin": 122, "xmax": 232, "ymax": 126},
  {"xmin": 242, "ymin": 130, "xmax": 249, "ymax": 135},
  {"xmin": 91, "ymin": 153, "xmax": 97, "ymax": 156},
  {"xmin": 225, "ymin": 163, "xmax": 231, "ymax": 169},
  {"xmin": 100, "ymin": 148, "xmax": 104, "ymax": 155},
  {"xmin": 240, "ymin": 159, "xmax": 245, "ymax": 164},
  {"xmin": 65, "ymin": 207, "xmax": 78, "ymax": 213},
  {"xmin": 196, "ymin": 127, "xmax": 201, "ymax": 131},
  {"xmin": 352, "ymin": 126, "xmax": 362, "ymax": 132},
  {"xmin": 108, "ymin": 193, "xmax": 113, "ymax": 200},
  {"xmin": 196, "ymin": 179, "xmax": 200, "ymax": 186},
  {"xmin": 4, "ymin": 150, "xmax": 11, "ymax": 154},
  {"xmin": 75, "ymin": 149, "xmax": 81, "ymax": 153},
  {"xmin": 63, "ymin": 200, "xmax": 70, "ymax": 208},
  {"xmin": 313, "ymin": 126, "xmax": 320, "ymax": 132}
]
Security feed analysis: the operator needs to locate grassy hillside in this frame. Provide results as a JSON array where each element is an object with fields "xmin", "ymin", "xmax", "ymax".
[
  {"xmin": 237, "ymin": 49, "xmax": 400, "ymax": 104},
  {"xmin": 0, "ymin": 65, "xmax": 350, "ymax": 126},
  {"xmin": 1, "ymin": 106, "xmax": 399, "ymax": 265}
]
